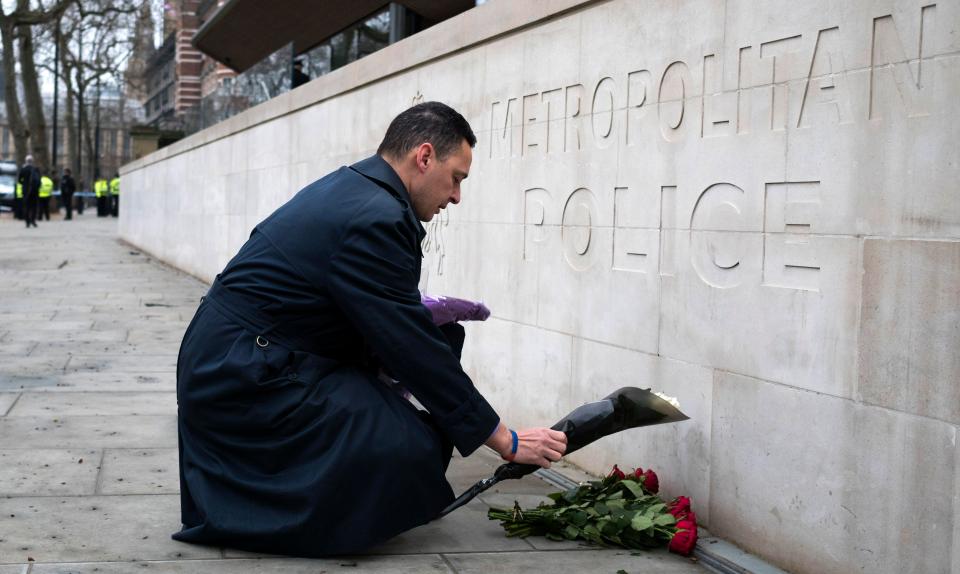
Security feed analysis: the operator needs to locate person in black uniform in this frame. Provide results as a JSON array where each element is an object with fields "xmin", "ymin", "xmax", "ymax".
[
  {"xmin": 173, "ymin": 102, "xmax": 567, "ymax": 557},
  {"xmin": 17, "ymin": 155, "xmax": 40, "ymax": 228},
  {"xmin": 60, "ymin": 168, "xmax": 76, "ymax": 220},
  {"xmin": 291, "ymin": 58, "xmax": 309, "ymax": 89}
]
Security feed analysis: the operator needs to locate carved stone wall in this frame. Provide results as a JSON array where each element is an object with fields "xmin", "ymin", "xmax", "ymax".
[{"xmin": 119, "ymin": 1, "xmax": 960, "ymax": 572}]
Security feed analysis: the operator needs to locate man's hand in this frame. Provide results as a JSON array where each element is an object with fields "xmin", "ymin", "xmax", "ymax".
[{"xmin": 485, "ymin": 423, "xmax": 568, "ymax": 468}]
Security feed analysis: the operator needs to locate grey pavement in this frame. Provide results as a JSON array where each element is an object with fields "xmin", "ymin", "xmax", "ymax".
[{"xmin": 0, "ymin": 215, "xmax": 704, "ymax": 573}]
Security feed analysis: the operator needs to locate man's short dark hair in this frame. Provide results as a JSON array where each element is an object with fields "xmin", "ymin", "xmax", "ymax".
[{"xmin": 377, "ymin": 101, "xmax": 476, "ymax": 161}]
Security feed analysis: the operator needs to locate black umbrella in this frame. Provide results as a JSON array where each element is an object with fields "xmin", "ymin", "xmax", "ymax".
[{"xmin": 438, "ymin": 387, "xmax": 689, "ymax": 518}]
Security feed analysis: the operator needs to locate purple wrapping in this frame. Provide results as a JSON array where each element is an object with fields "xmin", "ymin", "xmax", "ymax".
[{"xmin": 421, "ymin": 294, "xmax": 491, "ymax": 326}]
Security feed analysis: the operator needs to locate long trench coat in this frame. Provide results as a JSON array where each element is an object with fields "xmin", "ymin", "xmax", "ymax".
[{"xmin": 173, "ymin": 155, "xmax": 500, "ymax": 556}]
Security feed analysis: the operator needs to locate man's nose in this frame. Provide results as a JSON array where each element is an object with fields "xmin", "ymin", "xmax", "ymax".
[{"xmin": 450, "ymin": 189, "xmax": 461, "ymax": 204}]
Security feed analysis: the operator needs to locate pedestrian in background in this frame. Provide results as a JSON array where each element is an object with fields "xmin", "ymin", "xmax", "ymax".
[
  {"xmin": 76, "ymin": 178, "xmax": 85, "ymax": 215},
  {"xmin": 38, "ymin": 170, "xmax": 53, "ymax": 221},
  {"xmin": 17, "ymin": 155, "xmax": 40, "ymax": 228},
  {"xmin": 291, "ymin": 58, "xmax": 309, "ymax": 88},
  {"xmin": 60, "ymin": 168, "xmax": 76, "ymax": 220}
]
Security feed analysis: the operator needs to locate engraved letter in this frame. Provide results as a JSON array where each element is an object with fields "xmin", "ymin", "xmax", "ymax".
[
  {"xmin": 689, "ymin": 183, "xmax": 749, "ymax": 288},
  {"xmin": 658, "ymin": 61, "xmax": 691, "ymax": 142},
  {"xmin": 659, "ymin": 185, "xmax": 678, "ymax": 276},
  {"xmin": 870, "ymin": 4, "xmax": 936, "ymax": 119},
  {"xmin": 763, "ymin": 182, "xmax": 821, "ymax": 291},
  {"xmin": 591, "ymin": 77, "xmax": 616, "ymax": 149},
  {"xmin": 701, "ymin": 54, "xmax": 738, "ymax": 138},
  {"xmin": 522, "ymin": 92, "xmax": 544, "ymax": 157},
  {"xmin": 564, "ymin": 84, "xmax": 586, "ymax": 152},
  {"xmin": 489, "ymin": 98, "xmax": 519, "ymax": 159},
  {"xmin": 541, "ymin": 88, "xmax": 564, "ymax": 154},
  {"xmin": 561, "ymin": 188, "xmax": 599, "ymax": 271},
  {"xmin": 523, "ymin": 187, "xmax": 551, "ymax": 262},
  {"xmin": 798, "ymin": 27, "xmax": 853, "ymax": 127},
  {"xmin": 613, "ymin": 186, "xmax": 656, "ymax": 276},
  {"xmin": 758, "ymin": 35, "xmax": 804, "ymax": 131},
  {"xmin": 626, "ymin": 70, "xmax": 652, "ymax": 147}
]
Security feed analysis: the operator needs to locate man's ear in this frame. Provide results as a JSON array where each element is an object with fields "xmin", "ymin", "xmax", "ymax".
[{"xmin": 415, "ymin": 143, "xmax": 434, "ymax": 173}]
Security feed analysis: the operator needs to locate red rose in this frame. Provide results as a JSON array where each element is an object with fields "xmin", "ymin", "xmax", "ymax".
[
  {"xmin": 677, "ymin": 511, "xmax": 696, "ymax": 527},
  {"xmin": 641, "ymin": 469, "xmax": 659, "ymax": 493},
  {"xmin": 669, "ymin": 512, "xmax": 698, "ymax": 556},
  {"xmin": 669, "ymin": 527, "xmax": 697, "ymax": 555},
  {"xmin": 632, "ymin": 467, "xmax": 644, "ymax": 480},
  {"xmin": 668, "ymin": 496, "xmax": 692, "ymax": 517},
  {"xmin": 608, "ymin": 464, "xmax": 626, "ymax": 480}
]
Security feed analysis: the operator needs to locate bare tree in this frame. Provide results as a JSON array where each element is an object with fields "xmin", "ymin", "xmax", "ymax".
[
  {"xmin": 36, "ymin": 0, "xmax": 137, "ymax": 183},
  {"xmin": 0, "ymin": 11, "xmax": 29, "ymax": 164},
  {"xmin": 0, "ymin": 0, "xmax": 73, "ymax": 165}
]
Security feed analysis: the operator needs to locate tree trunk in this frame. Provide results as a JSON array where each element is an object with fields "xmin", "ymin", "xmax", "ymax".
[
  {"xmin": 0, "ymin": 19, "xmax": 29, "ymax": 165},
  {"xmin": 59, "ymin": 30, "xmax": 78, "ymax": 178},
  {"xmin": 80, "ymin": 90, "xmax": 95, "ymax": 182},
  {"xmin": 18, "ymin": 15, "xmax": 50, "ymax": 171}
]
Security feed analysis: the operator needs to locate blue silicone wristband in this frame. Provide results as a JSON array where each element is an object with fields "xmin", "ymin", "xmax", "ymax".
[{"xmin": 509, "ymin": 429, "xmax": 518, "ymax": 455}]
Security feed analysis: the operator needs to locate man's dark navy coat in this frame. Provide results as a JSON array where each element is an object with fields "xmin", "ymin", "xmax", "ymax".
[{"xmin": 174, "ymin": 155, "xmax": 500, "ymax": 556}]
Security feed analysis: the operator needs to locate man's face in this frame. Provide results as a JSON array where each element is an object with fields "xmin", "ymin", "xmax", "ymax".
[{"xmin": 409, "ymin": 140, "xmax": 472, "ymax": 222}]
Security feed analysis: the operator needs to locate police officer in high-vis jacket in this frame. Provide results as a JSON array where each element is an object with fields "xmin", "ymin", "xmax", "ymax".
[
  {"xmin": 38, "ymin": 171, "xmax": 53, "ymax": 221},
  {"xmin": 94, "ymin": 178, "xmax": 109, "ymax": 217},
  {"xmin": 13, "ymin": 181, "xmax": 23, "ymax": 220},
  {"xmin": 110, "ymin": 174, "xmax": 120, "ymax": 217}
]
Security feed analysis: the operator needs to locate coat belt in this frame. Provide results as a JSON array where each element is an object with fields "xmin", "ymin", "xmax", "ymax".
[{"xmin": 204, "ymin": 278, "xmax": 323, "ymax": 356}]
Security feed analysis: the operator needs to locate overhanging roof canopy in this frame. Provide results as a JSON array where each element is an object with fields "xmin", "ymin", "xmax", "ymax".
[{"xmin": 193, "ymin": 0, "xmax": 475, "ymax": 72}]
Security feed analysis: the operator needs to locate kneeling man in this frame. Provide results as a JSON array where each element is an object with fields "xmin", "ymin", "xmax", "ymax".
[{"xmin": 174, "ymin": 102, "xmax": 567, "ymax": 556}]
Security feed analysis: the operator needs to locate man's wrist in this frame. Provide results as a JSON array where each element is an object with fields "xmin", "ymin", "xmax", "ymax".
[
  {"xmin": 501, "ymin": 429, "xmax": 518, "ymax": 462},
  {"xmin": 485, "ymin": 423, "xmax": 512, "ymax": 457}
]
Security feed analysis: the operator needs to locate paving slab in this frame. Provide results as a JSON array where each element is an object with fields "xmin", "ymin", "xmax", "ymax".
[
  {"xmin": 99, "ymin": 449, "xmax": 180, "ymax": 495},
  {"xmin": 30, "ymin": 340, "xmax": 175, "ymax": 357},
  {"xmin": 0, "ymin": 320, "xmax": 95, "ymax": 331},
  {"xmin": 0, "ymin": 392, "xmax": 20, "ymax": 415},
  {"xmin": 8, "ymin": 392, "xmax": 177, "ymax": 417},
  {"xmin": 0, "ymin": 373, "xmax": 175, "ymax": 393},
  {"xmin": 1, "ymin": 329, "xmax": 129, "ymax": 344},
  {"xmin": 366, "ymin": 500, "xmax": 535, "ymax": 555},
  {"xmin": 0, "ymin": 449, "xmax": 101, "ymax": 496},
  {"xmin": 13, "ymin": 556, "xmax": 453, "ymax": 573},
  {"xmin": 446, "ymin": 549, "xmax": 703, "ymax": 573},
  {"xmin": 5, "ymin": 341, "xmax": 40, "ymax": 355},
  {"xmin": 0, "ymin": 356, "xmax": 70, "ymax": 376},
  {"xmin": 0, "ymin": 311, "xmax": 56, "ymax": 320},
  {"xmin": 0, "ymin": 415, "xmax": 176, "ymax": 449},
  {"xmin": 126, "ymin": 331, "xmax": 187, "ymax": 344},
  {"xmin": 0, "ymin": 495, "xmax": 219, "ymax": 564},
  {"xmin": 65, "ymin": 355, "xmax": 178, "ymax": 373}
]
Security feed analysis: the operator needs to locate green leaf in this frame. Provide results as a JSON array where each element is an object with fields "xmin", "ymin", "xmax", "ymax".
[
  {"xmin": 620, "ymin": 480, "xmax": 645, "ymax": 499},
  {"xmin": 569, "ymin": 510, "xmax": 588, "ymax": 527},
  {"xmin": 654, "ymin": 513, "xmax": 677, "ymax": 526},
  {"xmin": 594, "ymin": 501, "xmax": 609, "ymax": 515},
  {"xmin": 605, "ymin": 498, "xmax": 625, "ymax": 510},
  {"xmin": 545, "ymin": 532, "xmax": 565, "ymax": 541},
  {"xmin": 563, "ymin": 525, "xmax": 580, "ymax": 539},
  {"xmin": 630, "ymin": 514, "xmax": 654, "ymax": 531}
]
